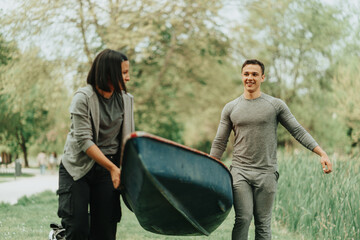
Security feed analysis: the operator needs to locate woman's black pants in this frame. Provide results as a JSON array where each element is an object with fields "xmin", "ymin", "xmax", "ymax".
[{"xmin": 57, "ymin": 159, "xmax": 121, "ymax": 240}]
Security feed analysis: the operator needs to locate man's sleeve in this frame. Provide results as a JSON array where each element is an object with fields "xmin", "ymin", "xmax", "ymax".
[
  {"xmin": 277, "ymin": 99, "xmax": 318, "ymax": 151},
  {"xmin": 210, "ymin": 104, "xmax": 233, "ymax": 159}
]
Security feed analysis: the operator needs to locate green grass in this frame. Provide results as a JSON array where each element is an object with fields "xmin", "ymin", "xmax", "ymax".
[
  {"xmin": 0, "ymin": 173, "xmax": 34, "ymax": 178},
  {"xmin": 0, "ymin": 191, "xmax": 58, "ymax": 240},
  {"xmin": 117, "ymin": 207, "xmax": 305, "ymax": 240},
  {"xmin": 0, "ymin": 191, "xmax": 303, "ymax": 240},
  {"xmin": 3, "ymin": 151, "xmax": 357, "ymax": 239},
  {"xmin": 0, "ymin": 172, "xmax": 34, "ymax": 183},
  {"xmin": 274, "ymin": 150, "xmax": 360, "ymax": 240}
]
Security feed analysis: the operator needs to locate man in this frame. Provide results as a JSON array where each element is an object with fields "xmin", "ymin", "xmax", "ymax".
[{"xmin": 210, "ymin": 59, "xmax": 332, "ymax": 240}]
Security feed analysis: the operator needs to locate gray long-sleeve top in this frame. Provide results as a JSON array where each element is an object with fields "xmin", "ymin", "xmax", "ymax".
[
  {"xmin": 210, "ymin": 93, "xmax": 318, "ymax": 172},
  {"xmin": 61, "ymin": 85, "xmax": 135, "ymax": 180}
]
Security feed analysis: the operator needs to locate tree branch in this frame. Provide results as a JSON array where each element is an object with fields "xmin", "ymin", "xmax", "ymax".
[{"xmin": 77, "ymin": 0, "xmax": 93, "ymax": 65}]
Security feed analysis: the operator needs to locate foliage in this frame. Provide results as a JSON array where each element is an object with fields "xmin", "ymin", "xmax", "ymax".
[
  {"xmin": 332, "ymin": 57, "xmax": 360, "ymax": 151},
  {"xmin": 233, "ymin": 0, "xmax": 345, "ymax": 95},
  {"xmin": 0, "ymin": 49, "xmax": 69, "ymax": 165},
  {"xmin": 1, "ymin": 0, "xmax": 239, "ymax": 145},
  {"xmin": 0, "ymin": 34, "xmax": 13, "ymax": 151},
  {"xmin": 0, "ymin": 34, "xmax": 13, "ymax": 66},
  {"xmin": 275, "ymin": 150, "xmax": 360, "ymax": 240}
]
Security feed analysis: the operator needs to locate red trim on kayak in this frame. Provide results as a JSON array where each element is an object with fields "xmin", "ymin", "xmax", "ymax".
[{"xmin": 121, "ymin": 131, "xmax": 230, "ymax": 172}]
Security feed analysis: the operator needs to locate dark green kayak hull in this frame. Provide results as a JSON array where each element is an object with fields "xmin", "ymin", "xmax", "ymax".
[{"xmin": 120, "ymin": 132, "xmax": 233, "ymax": 236}]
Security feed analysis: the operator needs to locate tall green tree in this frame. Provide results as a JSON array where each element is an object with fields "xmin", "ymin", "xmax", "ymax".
[
  {"xmin": 332, "ymin": 57, "xmax": 360, "ymax": 152},
  {"xmin": 0, "ymin": 34, "xmax": 12, "ymax": 66},
  {"xmin": 2, "ymin": 0, "xmax": 237, "ymax": 146},
  {"xmin": 0, "ymin": 33, "xmax": 14, "ymax": 158},
  {"xmin": 0, "ymin": 49, "xmax": 68, "ymax": 166},
  {"xmin": 330, "ymin": 2, "xmax": 360, "ymax": 152}
]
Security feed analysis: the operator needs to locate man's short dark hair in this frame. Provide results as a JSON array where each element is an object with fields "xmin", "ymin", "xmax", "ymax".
[{"xmin": 241, "ymin": 59, "xmax": 265, "ymax": 75}]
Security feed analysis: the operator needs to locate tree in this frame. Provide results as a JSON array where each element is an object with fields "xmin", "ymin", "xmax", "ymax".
[
  {"xmin": 0, "ymin": 33, "xmax": 14, "ymax": 160},
  {"xmin": 0, "ymin": 34, "xmax": 12, "ymax": 66},
  {"xmin": 0, "ymin": 49, "xmax": 68, "ymax": 167},
  {"xmin": 2, "ymin": 0, "xmax": 237, "ymax": 146},
  {"xmin": 332, "ymin": 57, "xmax": 360, "ymax": 152}
]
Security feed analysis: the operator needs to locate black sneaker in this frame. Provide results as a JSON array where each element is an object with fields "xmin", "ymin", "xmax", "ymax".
[{"xmin": 48, "ymin": 223, "xmax": 66, "ymax": 240}]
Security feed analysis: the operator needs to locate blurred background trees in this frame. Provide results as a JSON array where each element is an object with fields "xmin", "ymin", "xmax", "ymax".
[
  {"xmin": 230, "ymin": 0, "xmax": 354, "ymax": 151},
  {"xmin": 0, "ymin": 0, "xmax": 359, "ymax": 162},
  {"xmin": 0, "ymin": 47, "xmax": 69, "ymax": 166}
]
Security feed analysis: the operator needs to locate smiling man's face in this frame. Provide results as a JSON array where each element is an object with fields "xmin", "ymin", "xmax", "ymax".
[{"xmin": 241, "ymin": 64, "xmax": 265, "ymax": 96}]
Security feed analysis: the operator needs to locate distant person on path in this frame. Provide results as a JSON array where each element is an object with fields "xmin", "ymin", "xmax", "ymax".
[
  {"xmin": 210, "ymin": 59, "xmax": 332, "ymax": 240},
  {"xmin": 57, "ymin": 49, "xmax": 135, "ymax": 240},
  {"xmin": 37, "ymin": 151, "xmax": 47, "ymax": 175},
  {"xmin": 49, "ymin": 152, "xmax": 57, "ymax": 173}
]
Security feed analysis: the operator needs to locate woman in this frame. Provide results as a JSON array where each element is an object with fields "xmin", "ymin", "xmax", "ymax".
[{"xmin": 57, "ymin": 49, "xmax": 135, "ymax": 240}]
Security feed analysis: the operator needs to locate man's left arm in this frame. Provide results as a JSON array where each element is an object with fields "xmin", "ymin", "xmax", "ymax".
[
  {"xmin": 312, "ymin": 145, "xmax": 332, "ymax": 174},
  {"xmin": 277, "ymin": 99, "xmax": 332, "ymax": 174}
]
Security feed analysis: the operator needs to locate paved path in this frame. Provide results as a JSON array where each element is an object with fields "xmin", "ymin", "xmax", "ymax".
[{"xmin": 0, "ymin": 168, "xmax": 58, "ymax": 204}]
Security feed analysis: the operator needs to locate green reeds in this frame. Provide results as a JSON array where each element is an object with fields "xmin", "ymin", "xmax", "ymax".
[{"xmin": 274, "ymin": 150, "xmax": 359, "ymax": 240}]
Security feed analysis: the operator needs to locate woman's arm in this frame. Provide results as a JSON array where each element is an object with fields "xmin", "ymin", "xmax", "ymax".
[{"xmin": 86, "ymin": 145, "xmax": 121, "ymax": 189}]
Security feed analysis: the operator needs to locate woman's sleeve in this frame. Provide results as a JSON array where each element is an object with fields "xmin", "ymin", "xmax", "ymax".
[{"xmin": 69, "ymin": 93, "xmax": 95, "ymax": 152}]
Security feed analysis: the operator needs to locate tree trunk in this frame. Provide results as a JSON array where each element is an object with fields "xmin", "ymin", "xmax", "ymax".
[
  {"xmin": 20, "ymin": 143, "xmax": 28, "ymax": 168},
  {"xmin": 17, "ymin": 131, "xmax": 29, "ymax": 167}
]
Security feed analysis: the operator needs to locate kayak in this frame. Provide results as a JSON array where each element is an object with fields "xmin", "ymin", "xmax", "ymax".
[{"xmin": 120, "ymin": 132, "xmax": 233, "ymax": 236}]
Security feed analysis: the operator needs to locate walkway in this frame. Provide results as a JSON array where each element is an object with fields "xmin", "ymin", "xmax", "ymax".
[{"xmin": 0, "ymin": 167, "xmax": 58, "ymax": 204}]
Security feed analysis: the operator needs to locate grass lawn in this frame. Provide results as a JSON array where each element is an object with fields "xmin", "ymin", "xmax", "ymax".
[
  {"xmin": 0, "ymin": 172, "xmax": 34, "ymax": 183},
  {"xmin": 0, "ymin": 190, "xmax": 305, "ymax": 240}
]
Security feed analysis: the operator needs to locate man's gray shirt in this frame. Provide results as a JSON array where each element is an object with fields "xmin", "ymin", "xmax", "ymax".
[{"xmin": 210, "ymin": 93, "xmax": 318, "ymax": 172}]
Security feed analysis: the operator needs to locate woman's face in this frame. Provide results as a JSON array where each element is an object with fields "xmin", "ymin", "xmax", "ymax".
[
  {"xmin": 106, "ymin": 60, "xmax": 130, "ymax": 92},
  {"xmin": 121, "ymin": 60, "xmax": 130, "ymax": 85}
]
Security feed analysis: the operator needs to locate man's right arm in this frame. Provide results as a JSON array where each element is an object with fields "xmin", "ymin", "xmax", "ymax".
[{"xmin": 210, "ymin": 104, "xmax": 233, "ymax": 160}]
